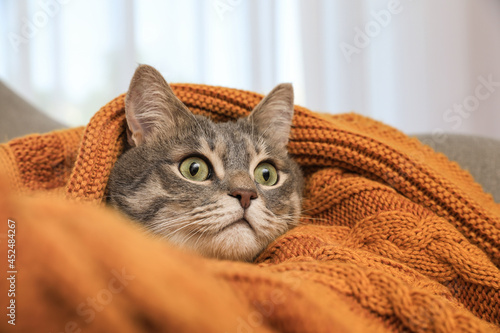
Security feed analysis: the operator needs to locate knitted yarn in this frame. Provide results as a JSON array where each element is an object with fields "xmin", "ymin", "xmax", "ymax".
[{"xmin": 0, "ymin": 84, "xmax": 499, "ymax": 332}]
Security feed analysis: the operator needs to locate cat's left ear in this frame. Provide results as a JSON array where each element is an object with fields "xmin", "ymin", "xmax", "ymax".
[{"xmin": 247, "ymin": 83, "xmax": 295, "ymax": 148}]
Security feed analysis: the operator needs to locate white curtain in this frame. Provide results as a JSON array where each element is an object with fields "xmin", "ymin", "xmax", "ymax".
[{"xmin": 1, "ymin": 0, "xmax": 500, "ymax": 139}]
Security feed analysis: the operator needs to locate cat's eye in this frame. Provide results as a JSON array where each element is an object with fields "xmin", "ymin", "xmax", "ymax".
[
  {"xmin": 179, "ymin": 157, "xmax": 211, "ymax": 181},
  {"xmin": 254, "ymin": 162, "xmax": 278, "ymax": 186}
]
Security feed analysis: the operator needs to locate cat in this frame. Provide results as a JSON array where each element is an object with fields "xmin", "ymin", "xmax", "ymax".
[{"xmin": 107, "ymin": 65, "xmax": 303, "ymax": 262}]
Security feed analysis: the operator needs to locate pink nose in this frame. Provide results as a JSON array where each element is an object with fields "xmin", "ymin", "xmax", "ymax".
[{"xmin": 229, "ymin": 189, "xmax": 258, "ymax": 209}]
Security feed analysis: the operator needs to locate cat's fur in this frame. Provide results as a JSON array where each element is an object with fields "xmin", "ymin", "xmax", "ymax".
[{"xmin": 107, "ymin": 65, "xmax": 303, "ymax": 262}]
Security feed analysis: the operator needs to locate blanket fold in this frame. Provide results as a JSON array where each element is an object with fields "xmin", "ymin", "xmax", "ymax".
[{"xmin": 0, "ymin": 84, "xmax": 499, "ymax": 332}]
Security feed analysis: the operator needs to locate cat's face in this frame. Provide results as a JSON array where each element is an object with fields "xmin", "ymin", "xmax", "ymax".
[{"xmin": 107, "ymin": 65, "xmax": 303, "ymax": 262}]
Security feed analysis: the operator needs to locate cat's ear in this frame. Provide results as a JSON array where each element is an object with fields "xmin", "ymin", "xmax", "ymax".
[
  {"xmin": 125, "ymin": 64, "xmax": 193, "ymax": 147},
  {"xmin": 247, "ymin": 83, "xmax": 294, "ymax": 148}
]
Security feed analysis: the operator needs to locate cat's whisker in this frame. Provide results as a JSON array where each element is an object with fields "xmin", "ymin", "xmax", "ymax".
[
  {"xmin": 299, "ymin": 216, "xmax": 336, "ymax": 225},
  {"xmin": 181, "ymin": 227, "xmax": 205, "ymax": 246},
  {"xmin": 147, "ymin": 217, "xmax": 195, "ymax": 235},
  {"xmin": 153, "ymin": 218, "xmax": 201, "ymax": 237},
  {"xmin": 192, "ymin": 229, "xmax": 207, "ymax": 250},
  {"xmin": 298, "ymin": 207, "xmax": 329, "ymax": 216},
  {"xmin": 149, "ymin": 207, "xmax": 218, "ymax": 226},
  {"xmin": 155, "ymin": 214, "xmax": 220, "ymax": 239},
  {"xmin": 297, "ymin": 208, "xmax": 327, "ymax": 216},
  {"xmin": 175, "ymin": 219, "xmax": 220, "ymax": 246}
]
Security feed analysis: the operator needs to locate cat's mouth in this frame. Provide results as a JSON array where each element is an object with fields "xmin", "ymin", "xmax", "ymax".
[{"xmin": 219, "ymin": 218, "xmax": 254, "ymax": 233}]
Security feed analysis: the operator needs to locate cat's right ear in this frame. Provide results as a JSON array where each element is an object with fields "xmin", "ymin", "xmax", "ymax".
[{"xmin": 125, "ymin": 64, "xmax": 193, "ymax": 147}]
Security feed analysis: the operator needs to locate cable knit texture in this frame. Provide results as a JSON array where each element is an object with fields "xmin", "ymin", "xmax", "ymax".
[{"xmin": 0, "ymin": 84, "xmax": 499, "ymax": 333}]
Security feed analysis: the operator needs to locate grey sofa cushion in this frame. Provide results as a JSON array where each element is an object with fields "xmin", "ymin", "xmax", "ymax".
[
  {"xmin": 0, "ymin": 81, "xmax": 65, "ymax": 143},
  {"xmin": 416, "ymin": 134, "xmax": 500, "ymax": 203}
]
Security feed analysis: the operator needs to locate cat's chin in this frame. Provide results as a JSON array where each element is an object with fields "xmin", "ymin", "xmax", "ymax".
[{"xmin": 176, "ymin": 222, "xmax": 267, "ymax": 262}]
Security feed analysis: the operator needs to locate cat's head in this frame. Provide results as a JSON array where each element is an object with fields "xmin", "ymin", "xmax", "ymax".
[{"xmin": 108, "ymin": 65, "xmax": 303, "ymax": 262}]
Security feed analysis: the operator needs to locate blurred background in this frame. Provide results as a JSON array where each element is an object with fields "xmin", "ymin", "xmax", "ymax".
[{"xmin": 1, "ymin": 0, "xmax": 500, "ymax": 139}]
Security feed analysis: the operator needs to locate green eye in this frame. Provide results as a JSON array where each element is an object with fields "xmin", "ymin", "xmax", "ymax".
[
  {"xmin": 254, "ymin": 162, "xmax": 278, "ymax": 186},
  {"xmin": 179, "ymin": 157, "xmax": 211, "ymax": 181}
]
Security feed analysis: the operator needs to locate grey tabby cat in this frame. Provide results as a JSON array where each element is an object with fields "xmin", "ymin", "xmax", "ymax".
[{"xmin": 107, "ymin": 65, "xmax": 303, "ymax": 262}]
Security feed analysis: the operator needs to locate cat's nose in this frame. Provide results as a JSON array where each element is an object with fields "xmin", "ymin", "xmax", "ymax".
[{"xmin": 229, "ymin": 189, "xmax": 258, "ymax": 209}]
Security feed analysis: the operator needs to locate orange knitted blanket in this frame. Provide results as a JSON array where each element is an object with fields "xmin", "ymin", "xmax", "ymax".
[{"xmin": 1, "ymin": 84, "xmax": 500, "ymax": 333}]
